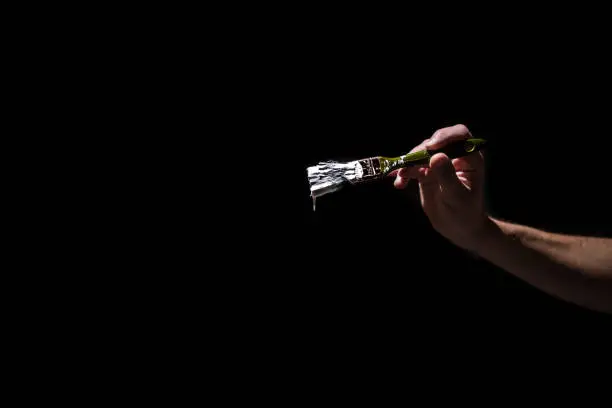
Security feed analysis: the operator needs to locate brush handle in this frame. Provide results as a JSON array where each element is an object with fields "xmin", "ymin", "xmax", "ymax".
[
  {"xmin": 408, "ymin": 137, "xmax": 487, "ymax": 165},
  {"xmin": 381, "ymin": 138, "xmax": 487, "ymax": 174},
  {"xmin": 432, "ymin": 137, "xmax": 486, "ymax": 160}
]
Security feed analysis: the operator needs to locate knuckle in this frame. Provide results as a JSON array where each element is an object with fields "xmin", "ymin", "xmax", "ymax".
[
  {"xmin": 454, "ymin": 124, "xmax": 471, "ymax": 136},
  {"xmin": 430, "ymin": 125, "xmax": 473, "ymax": 148},
  {"xmin": 398, "ymin": 168, "xmax": 410, "ymax": 177},
  {"xmin": 432, "ymin": 129, "xmax": 447, "ymax": 140}
]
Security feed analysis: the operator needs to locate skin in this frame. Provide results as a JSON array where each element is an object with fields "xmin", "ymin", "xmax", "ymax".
[{"xmin": 392, "ymin": 124, "xmax": 612, "ymax": 314}]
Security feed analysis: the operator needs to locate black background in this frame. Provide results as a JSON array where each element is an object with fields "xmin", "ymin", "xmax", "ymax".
[
  {"xmin": 249, "ymin": 41, "xmax": 612, "ymax": 346},
  {"xmin": 201, "ymin": 19, "xmax": 612, "ymax": 367}
]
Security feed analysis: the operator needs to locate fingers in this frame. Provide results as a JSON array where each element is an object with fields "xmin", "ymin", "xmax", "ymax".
[
  {"xmin": 394, "ymin": 174, "xmax": 409, "ymax": 189},
  {"xmin": 418, "ymin": 167, "xmax": 439, "ymax": 216},
  {"xmin": 451, "ymin": 156, "xmax": 481, "ymax": 172},
  {"xmin": 451, "ymin": 152, "xmax": 484, "ymax": 191},
  {"xmin": 393, "ymin": 167, "xmax": 420, "ymax": 189},
  {"xmin": 451, "ymin": 150, "xmax": 484, "ymax": 171},
  {"xmin": 429, "ymin": 153, "xmax": 467, "ymax": 200},
  {"xmin": 427, "ymin": 124, "xmax": 472, "ymax": 150},
  {"xmin": 398, "ymin": 168, "xmax": 412, "ymax": 178},
  {"xmin": 394, "ymin": 124, "xmax": 477, "ymax": 191},
  {"xmin": 388, "ymin": 166, "xmax": 422, "ymax": 179}
]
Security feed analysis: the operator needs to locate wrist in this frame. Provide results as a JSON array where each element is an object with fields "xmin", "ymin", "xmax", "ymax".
[{"xmin": 467, "ymin": 215, "xmax": 506, "ymax": 256}]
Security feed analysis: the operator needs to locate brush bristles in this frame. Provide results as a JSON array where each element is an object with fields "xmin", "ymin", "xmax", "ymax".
[{"xmin": 307, "ymin": 160, "xmax": 363, "ymax": 198}]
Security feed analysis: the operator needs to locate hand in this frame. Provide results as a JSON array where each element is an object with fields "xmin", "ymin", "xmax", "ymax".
[{"xmin": 393, "ymin": 124, "xmax": 490, "ymax": 251}]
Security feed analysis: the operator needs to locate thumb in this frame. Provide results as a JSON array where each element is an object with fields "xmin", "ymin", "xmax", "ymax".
[{"xmin": 429, "ymin": 153, "xmax": 466, "ymax": 199}]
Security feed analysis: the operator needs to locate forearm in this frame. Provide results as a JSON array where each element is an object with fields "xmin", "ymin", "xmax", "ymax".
[{"xmin": 473, "ymin": 217, "xmax": 612, "ymax": 313}]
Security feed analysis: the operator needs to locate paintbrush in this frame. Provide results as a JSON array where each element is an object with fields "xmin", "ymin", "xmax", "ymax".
[{"xmin": 307, "ymin": 138, "xmax": 487, "ymax": 210}]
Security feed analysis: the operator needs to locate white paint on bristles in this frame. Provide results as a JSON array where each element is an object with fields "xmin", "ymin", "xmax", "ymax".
[{"xmin": 306, "ymin": 160, "xmax": 364, "ymax": 211}]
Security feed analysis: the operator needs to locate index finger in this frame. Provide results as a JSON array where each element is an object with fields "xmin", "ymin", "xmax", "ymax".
[
  {"xmin": 426, "ymin": 124, "xmax": 472, "ymax": 150},
  {"xmin": 394, "ymin": 124, "xmax": 473, "ymax": 183}
]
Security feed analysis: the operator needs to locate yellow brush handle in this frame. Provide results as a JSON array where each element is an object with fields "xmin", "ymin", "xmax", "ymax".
[{"xmin": 380, "ymin": 138, "xmax": 487, "ymax": 175}]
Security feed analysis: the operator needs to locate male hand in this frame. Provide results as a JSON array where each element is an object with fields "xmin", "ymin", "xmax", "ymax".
[{"xmin": 393, "ymin": 124, "xmax": 490, "ymax": 251}]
